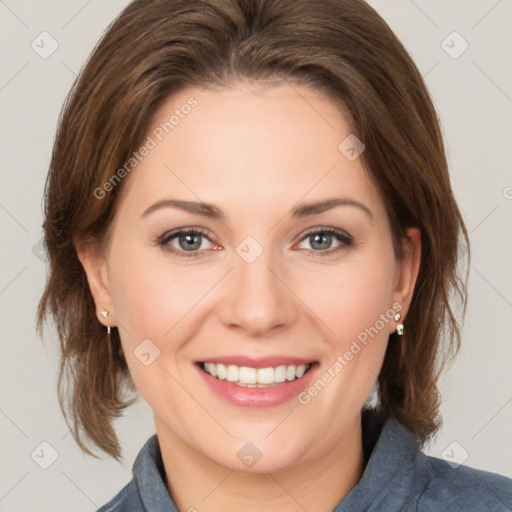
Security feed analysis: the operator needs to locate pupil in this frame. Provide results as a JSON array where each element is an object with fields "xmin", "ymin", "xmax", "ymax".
[
  {"xmin": 180, "ymin": 234, "xmax": 201, "ymax": 251},
  {"xmin": 311, "ymin": 233, "xmax": 331, "ymax": 250}
]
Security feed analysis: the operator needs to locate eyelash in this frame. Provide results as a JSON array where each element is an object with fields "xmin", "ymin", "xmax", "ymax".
[{"xmin": 157, "ymin": 226, "xmax": 353, "ymax": 259}]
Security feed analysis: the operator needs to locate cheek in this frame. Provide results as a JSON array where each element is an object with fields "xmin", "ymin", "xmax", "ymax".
[
  {"xmin": 106, "ymin": 243, "xmax": 206, "ymax": 407},
  {"xmin": 107, "ymin": 241, "xmax": 208, "ymax": 346},
  {"xmin": 309, "ymin": 251, "xmax": 396, "ymax": 349}
]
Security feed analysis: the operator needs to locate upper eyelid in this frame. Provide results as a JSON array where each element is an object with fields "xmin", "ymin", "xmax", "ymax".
[
  {"xmin": 159, "ymin": 226, "xmax": 211, "ymax": 241},
  {"xmin": 298, "ymin": 226, "xmax": 351, "ymax": 238}
]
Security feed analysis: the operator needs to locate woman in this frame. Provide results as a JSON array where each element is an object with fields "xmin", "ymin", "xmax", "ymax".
[{"xmin": 37, "ymin": 0, "xmax": 512, "ymax": 510}]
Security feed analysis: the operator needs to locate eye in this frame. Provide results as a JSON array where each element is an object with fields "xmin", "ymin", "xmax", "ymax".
[
  {"xmin": 157, "ymin": 228, "xmax": 218, "ymax": 258},
  {"xmin": 157, "ymin": 226, "xmax": 353, "ymax": 259},
  {"xmin": 296, "ymin": 227, "xmax": 353, "ymax": 255}
]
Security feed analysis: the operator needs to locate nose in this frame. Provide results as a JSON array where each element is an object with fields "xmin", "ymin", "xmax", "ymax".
[{"xmin": 217, "ymin": 248, "xmax": 299, "ymax": 337}]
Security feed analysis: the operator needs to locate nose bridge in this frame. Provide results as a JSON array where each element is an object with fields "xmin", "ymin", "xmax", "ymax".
[{"xmin": 217, "ymin": 236, "xmax": 298, "ymax": 335}]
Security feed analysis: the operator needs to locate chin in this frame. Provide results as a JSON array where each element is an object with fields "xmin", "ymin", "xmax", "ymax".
[{"xmin": 191, "ymin": 425, "xmax": 315, "ymax": 475}]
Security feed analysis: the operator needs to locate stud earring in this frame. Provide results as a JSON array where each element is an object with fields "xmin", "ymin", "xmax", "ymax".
[
  {"xmin": 100, "ymin": 310, "xmax": 109, "ymax": 319},
  {"xmin": 394, "ymin": 313, "xmax": 404, "ymax": 336}
]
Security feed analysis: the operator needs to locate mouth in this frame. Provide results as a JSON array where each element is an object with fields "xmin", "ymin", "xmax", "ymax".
[
  {"xmin": 195, "ymin": 357, "xmax": 318, "ymax": 407},
  {"xmin": 199, "ymin": 362, "xmax": 314, "ymax": 387}
]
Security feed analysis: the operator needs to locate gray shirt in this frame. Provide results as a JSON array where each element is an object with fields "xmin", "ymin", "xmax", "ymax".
[{"xmin": 97, "ymin": 412, "xmax": 512, "ymax": 511}]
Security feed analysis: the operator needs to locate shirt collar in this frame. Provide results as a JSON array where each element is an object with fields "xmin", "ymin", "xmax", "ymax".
[
  {"xmin": 133, "ymin": 433, "xmax": 178, "ymax": 511},
  {"xmin": 334, "ymin": 410, "xmax": 431, "ymax": 511}
]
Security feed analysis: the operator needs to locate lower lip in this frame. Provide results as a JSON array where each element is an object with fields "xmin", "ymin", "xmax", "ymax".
[{"xmin": 196, "ymin": 364, "xmax": 318, "ymax": 407}]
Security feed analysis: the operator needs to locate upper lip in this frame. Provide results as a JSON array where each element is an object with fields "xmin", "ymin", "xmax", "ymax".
[{"xmin": 197, "ymin": 355, "xmax": 316, "ymax": 369}]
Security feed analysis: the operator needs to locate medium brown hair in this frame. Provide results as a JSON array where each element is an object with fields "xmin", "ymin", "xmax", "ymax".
[{"xmin": 37, "ymin": 0, "xmax": 469, "ymax": 460}]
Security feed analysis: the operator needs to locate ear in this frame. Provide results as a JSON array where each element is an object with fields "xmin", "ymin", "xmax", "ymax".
[
  {"xmin": 391, "ymin": 227, "xmax": 421, "ymax": 323},
  {"xmin": 75, "ymin": 236, "xmax": 116, "ymax": 327}
]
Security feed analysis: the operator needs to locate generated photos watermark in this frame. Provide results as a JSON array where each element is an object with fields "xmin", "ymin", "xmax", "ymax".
[
  {"xmin": 93, "ymin": 96, "xmax": 198, "ymax": 199},
  {"xmin": 297, "ymin": 302, "xmax": 402, "ymax": 405}
]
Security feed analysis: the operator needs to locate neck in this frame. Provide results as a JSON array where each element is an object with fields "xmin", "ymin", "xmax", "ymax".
[{"xmin": 156, "ymin": 416, "xmax": 365, "ymax": 512}]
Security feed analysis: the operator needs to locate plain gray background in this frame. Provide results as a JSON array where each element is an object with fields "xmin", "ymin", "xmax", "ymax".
[{"xmin": 1, "ymin": 0, "xmax": 511, "ymax": 510}]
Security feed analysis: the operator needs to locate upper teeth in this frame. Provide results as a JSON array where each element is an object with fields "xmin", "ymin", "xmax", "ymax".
[{"xmin": 203, "ymin": 363, "xmax": 311, "ymax": 386}]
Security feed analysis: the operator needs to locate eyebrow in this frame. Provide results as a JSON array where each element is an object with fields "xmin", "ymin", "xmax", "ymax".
[
  {"xmin": 291, "ymin": 198, "xmax": 373, "ymax": 220},
  {"xmin": 141, "ymin": 197, "xmax": 373, "ymax": 221}
]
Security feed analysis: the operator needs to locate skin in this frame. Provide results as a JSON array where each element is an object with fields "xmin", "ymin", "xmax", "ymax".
[{"xmin": 77, "ymin": 81, "xmax": 421, "ymax": 512}]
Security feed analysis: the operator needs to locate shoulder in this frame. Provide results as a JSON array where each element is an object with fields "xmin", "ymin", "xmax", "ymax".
[
  {"xmin": 355, "ymin": 412, "xmax": 512, "ymax": 512},
  {"xmin": 95, "ymin": 480, "xmax": 143, "ymax": 512},
  {"xmin": 418, "ymin": 454, "xmax": 512, "ymax": 512}
]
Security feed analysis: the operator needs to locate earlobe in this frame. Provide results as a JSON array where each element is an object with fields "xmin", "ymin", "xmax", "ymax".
[
  {"xmin": 392, "ymin": 227, "xmax": 421, "ymax": 320},
  {"xmin": 74, "ymin": 237, "xmax": 116, "ymax": 326}
]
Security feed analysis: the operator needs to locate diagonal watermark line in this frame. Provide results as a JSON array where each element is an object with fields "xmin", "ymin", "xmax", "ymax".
[
  {"xmin": 266, "ymin": 473, "xmax": 309, "ymax": 511},
  {"xmin": 285, "ymin": 80, "xmax": 337, "ymax": 131},
  {"xmin": 163, "ymin": 267, "xmax": 234, "ymax": 337},
  {"xmin": 163, "ymin": 368, "xmax": 234, "ymax": 438},
  {"xmin": 422, "ymin": 61, "xmax": 439, "ymax": 80},
  {"xmin": 470, "ymin": 205, "xmax": 499, "ymax": 233},
  {"xmin": 61, "ymin": 60, "xmax": 77, "ymax": 78},
  {"xmin": 98, "ymin": 304, "xmax": 132, "ymax": 337},
  {"xmin": 266, "ymin": 266, "xmax": 336, "ymax": 335},
  {"xmin": 0, "ymin": 408, "xmax": 29, "ymax": 438},
  {"xmin": 61, "ymin": 0, "xmax": 92, "ymax": 29},
  {"xmin": 201, "ymin": 471, "xmax": 233, "ymax": 502},
  {"xmin": 408, "ymin": 0, "xmax": 439, "ymax": 28},
  {"xmin": 368, "ymin": 367, "xmax": 379, "ymax": 378},
  {"xmin": 471, "ymin": 264, "xmax": 512, "ymax": 309},
  {"xmin": 0, "ymin": 0, "xmax": 29, "ymax": 28},
  {"xmin": 471, "ymin": 0, "xmax": 502, "ymax": 30},
  {"xmin": 61, "ymin": 471, "xmax": 98, "ymax": 508},
  {"xmin": 472, "ymin": 61, "xmax": 512, "ymax": 104},
  {"xmin": 265, "ymin": 409, "xmax": 295, "ymax": 438},
  {"xmin": 266, "ymin": 164, "xmax": 337, "ymax": 234},
  {"xmin": 0, "ymin": 62, "xmax": 29, "ymax": 92},
  {"xmin": 0, "ymin": 203, "xmax": 29, "ymax": 233},
  {"xmin": 0, "ymin": 266, "xmax": 28, "ymax": 295},
  {"xmin": 471, "ymin": 397, "xmax": 512, "ymax": 439},
  {"xmin": 0, "ymin": 472, "xmax": 29, "ymax": 501}
]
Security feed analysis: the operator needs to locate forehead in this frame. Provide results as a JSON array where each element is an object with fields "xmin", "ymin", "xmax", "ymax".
[{"xmin": 116, "ymin": 81, "xmax": 385, "ymax": 220}]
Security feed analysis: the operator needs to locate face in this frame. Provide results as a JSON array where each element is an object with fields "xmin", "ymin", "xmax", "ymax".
[{"xmin": 80, "ymin": 81, "xmax": 420, "ymax": 474}]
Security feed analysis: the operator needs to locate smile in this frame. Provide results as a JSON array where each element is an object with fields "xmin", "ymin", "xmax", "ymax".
[{"xmin": 200, "ymin": 362, "xmax": 313, "ymax": 387}]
